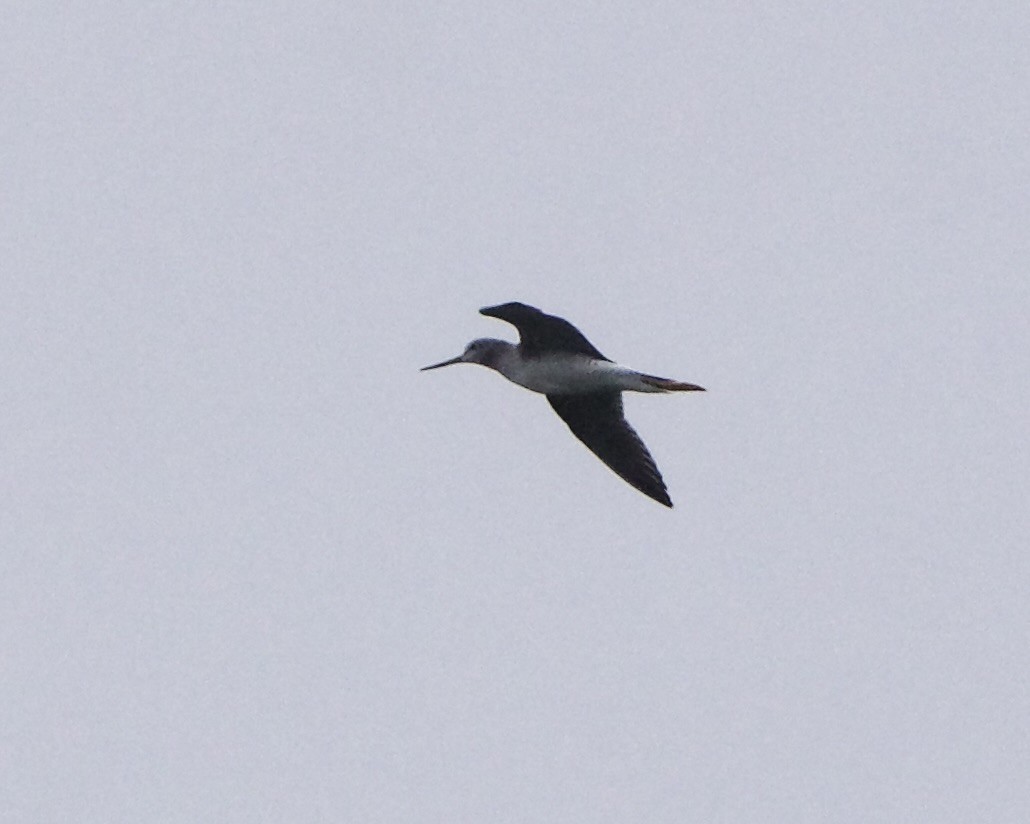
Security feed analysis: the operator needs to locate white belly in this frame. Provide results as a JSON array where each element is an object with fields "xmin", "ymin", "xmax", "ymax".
[{"xmin": 499, "ymin": 355, "xmax": 646, "ymax": 395}]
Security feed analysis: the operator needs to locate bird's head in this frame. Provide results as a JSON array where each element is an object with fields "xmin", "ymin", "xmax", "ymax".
[{"xmin": 421, "ymin": 338, "xmax": 509, "ymax": 371}]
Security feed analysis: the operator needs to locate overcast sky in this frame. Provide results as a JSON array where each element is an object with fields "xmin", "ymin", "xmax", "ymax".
[{"xmin": 3, "ymin": 2, "xmax": 1029, "ymax": 821}]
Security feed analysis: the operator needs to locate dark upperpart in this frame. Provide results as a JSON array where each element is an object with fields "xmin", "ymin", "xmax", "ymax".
[{"xmin": 479, "ymin": 302, "xmax": 609, "ymax": 360}]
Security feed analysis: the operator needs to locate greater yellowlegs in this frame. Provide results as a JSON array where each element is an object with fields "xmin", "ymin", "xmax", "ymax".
[{"xmin": 422, "ymin": 302, "xmax": 704, "ymax": 507}]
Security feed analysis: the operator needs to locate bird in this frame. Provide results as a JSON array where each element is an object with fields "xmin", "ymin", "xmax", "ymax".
[{"xmin": 421, "ymin": 302, "xmax": 705, "ymax": 507}]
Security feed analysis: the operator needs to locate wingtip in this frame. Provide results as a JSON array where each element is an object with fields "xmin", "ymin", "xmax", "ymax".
[{"xmin": 479, "ymin": 301, "xmax": 539, "ymax": 318}]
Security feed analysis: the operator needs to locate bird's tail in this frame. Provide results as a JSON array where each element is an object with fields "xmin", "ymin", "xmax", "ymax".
[{"xmin": 640, "ymin": 375, "xmax": 706, "ymax": 392}]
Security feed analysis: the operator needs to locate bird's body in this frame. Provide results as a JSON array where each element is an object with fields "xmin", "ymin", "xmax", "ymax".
[
  {"xmin": 459, "ymin": 341, "xmax": 679, "ymax": 395},
  {"xmin": 422, "ymin": 302, "xmax": 705, "ymax": 507}
]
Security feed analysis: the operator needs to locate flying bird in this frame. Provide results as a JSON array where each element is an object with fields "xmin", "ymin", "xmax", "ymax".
[{"xmin": 422, "ymin": 302, "xmax": 705, "ymax": 507}]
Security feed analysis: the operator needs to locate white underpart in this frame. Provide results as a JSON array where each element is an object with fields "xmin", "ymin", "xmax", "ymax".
[{"xmin": 492, "ymin": 349, "xmax": 665, "ymax": 395}]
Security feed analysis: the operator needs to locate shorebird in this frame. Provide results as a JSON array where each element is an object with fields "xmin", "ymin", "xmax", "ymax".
[{"xmin": 422, "ymin": 302, "xmax": 704, "ymax": 507}]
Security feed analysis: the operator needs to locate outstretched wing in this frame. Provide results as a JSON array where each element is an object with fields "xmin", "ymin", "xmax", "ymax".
[
  {"xmin": 547, "ymin": 392, "xmax": 672, "ymax": 507},
  {"xmin": 480, "ymin": 302, "xmax": 609, "ymax": 360}
]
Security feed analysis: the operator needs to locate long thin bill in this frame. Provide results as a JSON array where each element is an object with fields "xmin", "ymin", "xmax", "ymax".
[{"xmin": 420, "ymin": 355, "xmax": 463, "ymax": 371}]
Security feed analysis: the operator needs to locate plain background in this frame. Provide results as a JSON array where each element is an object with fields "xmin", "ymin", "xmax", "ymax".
[{"xmin": 3, "ymin": 2, "xmax": 1029, "ymax": 821}]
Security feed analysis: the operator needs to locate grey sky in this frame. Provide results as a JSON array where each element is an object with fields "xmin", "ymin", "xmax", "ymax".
[{"xmin": 3, "ymin": 2, "xmax": 1029, "ymax": 821}]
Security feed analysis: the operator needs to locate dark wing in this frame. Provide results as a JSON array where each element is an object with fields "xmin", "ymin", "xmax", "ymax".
[
  {"xmin": 547, "ymin": 393, "xmax": 672, "ymax": 507},
  {"xmin": 480, "ymin": 302, "xmax": 609, "ymax": 360}
]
